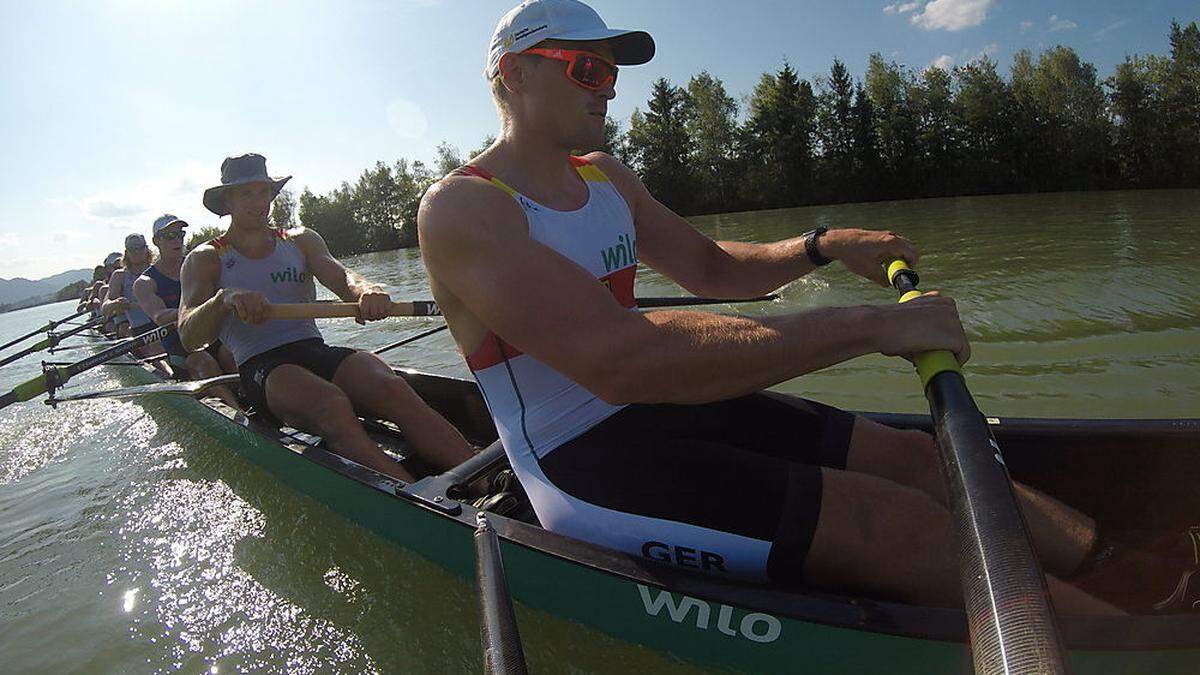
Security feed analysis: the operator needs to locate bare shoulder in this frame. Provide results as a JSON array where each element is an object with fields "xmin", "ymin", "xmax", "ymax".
[
  {"xmin": 419, "ymin": 175, "xmax": 526, "ymax": 251},
  {"xmin": 581, "ymin": 152, "xmax": 648, "ymax": 206},
  {"xmin": 132, "ymin": 272, "xmax": 155, "ymax": 293},
  {"xmin": 288, "ymin": 225, "xmax": 329, "ymax": 254},
  {"xmin": 182, "ymin": 244, "xmax": 221, "ymax": 280}
]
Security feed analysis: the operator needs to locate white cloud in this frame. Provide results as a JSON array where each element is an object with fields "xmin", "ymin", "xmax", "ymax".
[
  {"xmin": 1048, "ymin": 15, "xmax": 1077, "ymax": 32},
  {"xmin": 910, "ymin": 0, "xmax": 994, "ymax": 31},
  {"xmin": 386, "ymin": 99, "xmax": 430, "ymax": 140},
  {"xmin": 1019, "ymin": 20, "xmax": 1034, "ymax": 32},
  {"xmin": 931, "ymin": 54, "xmax": 956, "ymax": 71},
  {"xmin": 884, "ymin": 2, "xmax": 920, "ymax": 15},
  {"xmin": 82, "ymin": 199, "xmax": 147, "ymax": 219},
  {"xmin": 0, "ymin": 232, "xmax": 18, "ymax": 248},
  {"xmin": 1093, "ymin": 19, "xmax": 1129, "ymax": 39},
  {"xmin": 73, "ymin": 160, "xmax": 222, "ymax": 237},
  {"xmin": 48, "ymin": 229, "xmax": 90, "ymax": 244}
]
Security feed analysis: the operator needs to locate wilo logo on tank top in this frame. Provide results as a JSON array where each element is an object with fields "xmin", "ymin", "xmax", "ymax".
[
  {"xmin": 636, "ymin": 584, "xmax": 782, "ymax": 644},
  {"xmin": 269, "ymin": 266, "xmax": 310, "ymax": 284},
  {"xmin": 600, "ymin": 233, "xmax": 638, "ymax": 273}
]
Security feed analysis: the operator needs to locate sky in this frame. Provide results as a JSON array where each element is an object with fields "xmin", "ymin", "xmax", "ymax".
[{"xmin": 1, "ymin": 0, "xmax": 1195, "ymax": 280}]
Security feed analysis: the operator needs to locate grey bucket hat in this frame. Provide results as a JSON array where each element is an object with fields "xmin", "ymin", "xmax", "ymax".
[{"xmin": 202, "ymin": 153, "xmax": 292, "ymax": 216}]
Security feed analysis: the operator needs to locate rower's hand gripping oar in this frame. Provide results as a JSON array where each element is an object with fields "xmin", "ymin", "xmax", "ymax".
[
  {"xmin": 887, "ymin": 259, "xmax": 1068, "ymax": 675},
  {"xmin": 0, "ymin": 324, "xmax": 172, "ymax": 411},
  {"xmin": 0, "ymin": 307, "xmax": 89, "ymax": 353}
]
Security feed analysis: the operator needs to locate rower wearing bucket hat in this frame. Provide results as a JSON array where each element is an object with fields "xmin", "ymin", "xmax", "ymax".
[
  {"xmin": 133, "ymin": 213, "xmax": 240, "ymax": 408},
  {"xmin": 418, "ymin": 0, "xmax": 1119, "ymax": 612},
  {"xmin": 178, "ymin": 153, "xmax": 475, "ymax": 482}
]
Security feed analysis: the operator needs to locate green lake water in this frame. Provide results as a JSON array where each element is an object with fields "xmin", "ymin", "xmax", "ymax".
[{"xmin": 1, "ymin": 189, "xmax": 1197, "ymax": 672}]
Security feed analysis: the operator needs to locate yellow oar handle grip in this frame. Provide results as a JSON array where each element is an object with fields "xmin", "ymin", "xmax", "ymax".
[
  {"xmin": 887, "ymin": 259, "xmax": 915, "ymax": 286},
  {"xmin": 886, "ymin": 258, "xmax": 961, "ymax": 389}
]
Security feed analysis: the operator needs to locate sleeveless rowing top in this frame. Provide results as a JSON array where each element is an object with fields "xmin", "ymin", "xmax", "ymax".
[
  {"xmin": 142, "ymin": 264, "xmax": 183, "ymax": 352},
  {"xmin": 121, "ymin": 265, "xmax": 152, "ymax": 327},
  {"xmin": 212, "ymin": 228, "xmax": 321, "ymax": 366},
  {"xmin": 454, "ymin": 156, "xmax": 637, "ymax": 467}
]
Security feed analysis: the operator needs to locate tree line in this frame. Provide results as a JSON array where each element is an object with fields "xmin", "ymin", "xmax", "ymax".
[
  {"xmin": 617, "ymin": 20, "xmax": 1199, "ymax": 215},
  {"xmin": 193, "ymin": 20, "xmax": 1197, "ymax": 257}
]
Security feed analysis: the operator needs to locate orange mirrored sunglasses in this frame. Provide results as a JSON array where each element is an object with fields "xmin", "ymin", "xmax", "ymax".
[{"xmin": 523, "ymin": 48, "xmax": 618, "ymax": 91}]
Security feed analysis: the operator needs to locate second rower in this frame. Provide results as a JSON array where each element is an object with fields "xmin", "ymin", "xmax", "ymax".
[{"xmin": 178, "ymin": 153, "xmax": 475, "ymax": 482}]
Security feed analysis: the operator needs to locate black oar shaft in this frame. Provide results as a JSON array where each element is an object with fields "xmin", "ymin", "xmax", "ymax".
[
  {"xmin": 0, "ymin": 316, "xmax": 106, "ymax": 368},
  {"xmin": 0, "ymin": 324, "xmax": 172, "ymax": 410},
  {"xmin": 0, "ymin": 308, "xmax": 88, "ymax": 352},
  {"xmin": 634, "ymin": 294, "xmax": 778, "ymax": 308},
  {"xmin": 474, "ymin": 513, "xmax": 528, "ymax": 675},
  {"xmin": 888, "ymin": 260, "xmax": 1067, "ymax": 674}
]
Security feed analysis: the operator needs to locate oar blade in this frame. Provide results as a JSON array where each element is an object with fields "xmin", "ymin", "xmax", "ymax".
[{"xmin": 0, "ymin": 372, "xmax": 50, "ymax": 411}]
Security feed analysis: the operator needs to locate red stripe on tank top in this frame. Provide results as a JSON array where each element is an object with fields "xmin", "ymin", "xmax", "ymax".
[{"xmin": 466, "ymin": 264, "xmax": 636, "ymax": 371}]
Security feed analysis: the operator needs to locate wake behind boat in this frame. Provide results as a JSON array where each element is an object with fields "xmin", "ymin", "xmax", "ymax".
[{"xmin": 48, "ymin": 325, "xmax": 1200, "ymax": 674}]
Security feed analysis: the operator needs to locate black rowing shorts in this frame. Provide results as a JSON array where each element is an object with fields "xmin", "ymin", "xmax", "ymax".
[
  {"xmin": 537, "ymin": 392, "xmax": 856, "ymax": 585},
  {"xmin": 238, "ymin": 338, "xmax": 356, "ymax": 418}
]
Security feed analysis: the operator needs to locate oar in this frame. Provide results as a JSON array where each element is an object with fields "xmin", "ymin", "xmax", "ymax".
[
  {"xmin": 474, "ymin": 512, "xmax": 528, "ymax": 675},
  {"xmin": 266, "ymin": 294, "xmax": 781, "ymax": 321},
  {"xmin": 887, "ymin": 259, "xmax": 1067, "ymax": 674},
  {"xmin": 0, "ymin": 308, "xmax": 90, "ymax": 352},
  {"xmin": 49, "ymin": 373, "xmax": 240, "ymax": 403},
  {"xmin": 48, "ymin": 338, "xmax": 127, "ymax": 354},
  {"xmin": 45, "ymin": 295, "xmax": 782, "ymax": 402},
  {"xmin": 0, "ymin": 315, "xmax": 108, "ymax": 368},
  {"xmin": 0, "ymin": 324, "xmax": 172, "ymax": 410}
]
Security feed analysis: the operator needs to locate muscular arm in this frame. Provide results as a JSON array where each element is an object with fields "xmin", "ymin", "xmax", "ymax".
[
  {"xmin": 177, "ymin": 247, "xmax": 227, "ymax": 351},
  {"xmin": 420, "ymin": 178, "xmax": 965, "ymax": 406},
  {"xmin": 132, "ymin": 276, "xmax": 176, "ymax": 326},
  {"xmin": 101, "ymin": 270, "xmax": 128, "ymax": 317},
  {"xmin": 293, "ymin": 228, "xmax": 382, "ymax": 301},
  {"xmin": 589, "ymin": 152, "xmax": 915, "ymax": 295}
]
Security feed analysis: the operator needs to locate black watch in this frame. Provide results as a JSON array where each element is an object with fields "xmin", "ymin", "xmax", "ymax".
[{"xmin": 803, "ymin": 226, "xmax": 834, "ymax": 267}]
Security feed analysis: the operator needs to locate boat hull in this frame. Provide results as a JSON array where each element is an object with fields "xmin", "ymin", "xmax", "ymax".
[{"xmin": 100, "ymin": 361, "xmax": 1200, "ymax": 673}]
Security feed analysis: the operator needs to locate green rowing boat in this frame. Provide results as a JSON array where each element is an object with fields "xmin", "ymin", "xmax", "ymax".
[{"xmin": 62, "ymin": 341, "xmax": 1200, "ymax": 674}]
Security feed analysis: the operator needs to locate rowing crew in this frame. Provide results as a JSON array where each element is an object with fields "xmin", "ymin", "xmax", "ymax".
[{"xmin": 74, "ymin": 0, "xmax": 1197, "ymax": 615}]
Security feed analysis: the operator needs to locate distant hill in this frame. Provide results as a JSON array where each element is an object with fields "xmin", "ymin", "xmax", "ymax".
[{"xmin": 0, "ymin": 269, "xmax": 91, "ymax": 305}]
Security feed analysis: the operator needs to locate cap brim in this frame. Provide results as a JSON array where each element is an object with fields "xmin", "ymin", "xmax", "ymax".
[
  {"xmin": 551, "ymin": 28, "xmax": 655, "ymax": 65},
  {"xmin": 203, "ymin": 176, "xmax": 291, "ymax": 217}
]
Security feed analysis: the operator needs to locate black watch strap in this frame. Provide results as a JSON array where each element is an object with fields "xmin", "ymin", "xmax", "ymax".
[{"xmin": 803, "ymin": 227, "xmax": 834, "ymax": 267}]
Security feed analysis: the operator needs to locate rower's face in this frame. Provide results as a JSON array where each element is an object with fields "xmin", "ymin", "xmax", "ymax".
[
  {"xmin": 518, "ymin": 40, "xmax": 616, "ymax": 151},
  {"xmin": 154, "ymin": 225, "xmax": 186, "ymax": 256},
  {"xmin": 226, "ymin": 182, "xmax": 276, "ymax": 224}
]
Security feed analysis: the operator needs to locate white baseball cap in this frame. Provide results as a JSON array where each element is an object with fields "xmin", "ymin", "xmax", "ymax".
[
  {"xmin": 151, "ymin": 213, "xmax": 188, "ymax": 236},
  {"xmin": 485, "ymin": 0, "xmax": 655, "ymax": 79}
]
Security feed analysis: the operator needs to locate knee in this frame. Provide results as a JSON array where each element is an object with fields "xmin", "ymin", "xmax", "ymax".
[{"xmin": 186, "ymin": 352, "xmax": 216, "ymax": 374}]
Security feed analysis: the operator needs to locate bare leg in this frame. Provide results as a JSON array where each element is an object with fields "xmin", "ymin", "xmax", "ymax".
[
  {"xmin": 844, "ymin": 418, "xmax": 1096, "ymax": 576},
  {"xmin": 332, "ymin": 351, "xmax": 475, "ymax": 472},
  {"xmin": 802, "ymin": 467, "xmax": 1120, "ymax": 613},
  {"xmin": 216, "ymin": 344, "xmax": 238, "ymax": 374},
  {"xmin": 185, "ymin": 350, "xmax": 240, "ymax": 410},
  {"xmin": 264, "ymin": 364, "xmax": 414, "ymax": 482}
]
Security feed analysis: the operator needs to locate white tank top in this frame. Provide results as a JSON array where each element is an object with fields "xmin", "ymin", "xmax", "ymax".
[
  {"xmin": 211, "ymin": 228, "xmax": 322, "ymax": 365},
  {"xmin": 456, "ymin": 157, "xmax": 637, "ymax": 466}
]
